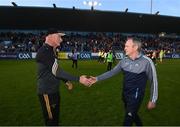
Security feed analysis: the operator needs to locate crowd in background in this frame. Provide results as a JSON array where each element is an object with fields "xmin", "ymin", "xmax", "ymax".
[{"xmin": 0, "ymin": 31, "xmax": 180, "ymax": 54}]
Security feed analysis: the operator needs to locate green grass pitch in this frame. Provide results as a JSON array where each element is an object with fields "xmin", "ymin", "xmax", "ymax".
[{"xmin": 0, "ymin": 59, "xmax": 180, "ymax": 126}]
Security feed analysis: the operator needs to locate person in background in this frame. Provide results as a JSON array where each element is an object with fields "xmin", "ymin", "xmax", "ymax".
[
  {"xmin": 159, "ymin": 49, "xmax": 165, "ymax": 63},
  {"xmin": 98, "ymin": 49, "xmax": 102, "ymax": 62},
  {"xmin": 151, "ymin": 50, "xmax": 157, "ymax": 65},
  {"xmin": 106, "ymin": 50, "xmax": 113, "ymax": 71},
  {"xmin": 71, "ymin": 49, "xmax": 78, "ymax": 69}
]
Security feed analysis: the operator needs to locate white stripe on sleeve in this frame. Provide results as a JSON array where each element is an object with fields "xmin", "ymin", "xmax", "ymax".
[
  {"xmin": 143, "ymin": 56, "xmax": 158, "ymax": 103},
  {"xmin": 52, "ymin": 59, "xmax": 58, "ymax": 76}
]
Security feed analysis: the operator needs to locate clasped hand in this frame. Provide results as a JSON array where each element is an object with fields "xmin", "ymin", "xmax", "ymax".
[{"xmin": 79, "ymin": 75, "xmax": 97, "ymax": 87}]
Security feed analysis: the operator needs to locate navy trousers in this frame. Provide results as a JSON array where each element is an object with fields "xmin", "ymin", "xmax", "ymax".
[{"xmin": 122, "ymin": 88, "xmax": 144, "ymax": 126}]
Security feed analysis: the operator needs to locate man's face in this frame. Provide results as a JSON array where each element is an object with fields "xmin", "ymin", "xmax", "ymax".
[
  {"xmin": 124, "ymin": 39, "xmax": 137, "ymax": 56},
  {"xmin": 52, "ymin": 34, "xmax": 63, "ymax": 47}
]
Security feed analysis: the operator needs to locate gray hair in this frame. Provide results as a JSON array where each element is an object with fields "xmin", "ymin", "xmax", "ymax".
[{"xmin": 129, "ymin": 37, "xmax": 142, "ymax": 52}]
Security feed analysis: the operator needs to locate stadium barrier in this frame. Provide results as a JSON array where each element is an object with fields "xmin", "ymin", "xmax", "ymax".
[
  {"xmin": 1, "ymin": 52, "xmax": 180, "ymax": 59},
  {"xmin": 0, "ymin": 52, "xmax": 32, "ymax": 59},
  {"xmin": 0, "ymin": 53, "xmax": 17, "ymax": 59},
  {"xmin": 79, "ymin": 52, "xmax": 92, "ymax": 59},
  {"xmin": 58, "ymin": 52, "xmax": 69, "ymax": 59},
  {"xmin": 0, "ymin": 52, "xmax": 124, "ymax": 60},
  {"xmin": 164, "ymin": 53, "xmax": 180, "ymax": 59},
  {"xmin": 17, "ymin": 53, "xmax": 32, "ymax": 59},
  {"xmin": 115, "ymin": 52, "xmax": 124, "ymax": 60}
]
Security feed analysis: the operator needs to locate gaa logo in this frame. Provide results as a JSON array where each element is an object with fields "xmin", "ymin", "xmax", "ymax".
[
  {"xmin": 80, "ymin": 53, "xmax": 91, "ymax": 59},
  {"xmin": 115, "ymin": 53, "xmax": 124, "ymax": 59},
  {"xmin": 172, "ymin": 54, "xmax": 179, "ymax": 59},
  {"xmin": 18, "ymin": 53, "xmax": 31, "ymax": 59}
]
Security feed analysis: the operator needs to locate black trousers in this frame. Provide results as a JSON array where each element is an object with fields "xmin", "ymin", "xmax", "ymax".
[
  {"xmin": 122, "ymin": 91, "xmax": 143, "ymax": 126},
  {"xmin": 152, "ymin": 57, "xmax": 156, "ymax": 64},
  {"xmin": 107, "ymin": 62, "xmax": 112, "ymax": 71},
  {"xmin": 72, "ymin": 60, "xmax": 78, "ymax": 69},
  {"xmin": 98, "ymin": 56, "xmax": 101, "ymax": 62},
  {"xmin": 38, "ymin": 92, "xmax": 60, "ymax": 126}
]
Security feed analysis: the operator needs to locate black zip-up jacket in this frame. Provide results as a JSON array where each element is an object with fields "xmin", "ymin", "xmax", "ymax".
[{"xmin": 36, "ymin": 43, "xmax": 79, "ymax": 94}]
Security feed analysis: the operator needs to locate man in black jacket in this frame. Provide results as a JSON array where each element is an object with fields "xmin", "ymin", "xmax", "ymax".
[{"xmin": 36, "ymin": 28, "xmax": 90, "ymax": 126}]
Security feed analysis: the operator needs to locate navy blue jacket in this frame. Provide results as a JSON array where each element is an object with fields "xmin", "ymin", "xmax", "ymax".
[{"xmin": 97, "ymin": 54, "xmax": 158, "ymax": 103}]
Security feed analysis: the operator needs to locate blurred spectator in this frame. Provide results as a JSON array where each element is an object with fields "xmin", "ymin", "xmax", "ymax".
[{"xmin": 0, "ymin": 31, "xmax": 180, "ymax": 54}]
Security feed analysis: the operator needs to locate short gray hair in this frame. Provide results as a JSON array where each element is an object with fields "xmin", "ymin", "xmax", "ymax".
[{"xmin": 128, "ymin": 37, "xmax": 142, "ymax": 52}]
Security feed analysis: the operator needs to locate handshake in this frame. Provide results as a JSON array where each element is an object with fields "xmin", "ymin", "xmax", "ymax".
[{"xmin": 79, "ymin": 75, "xmax": 97, "ymax": 87}]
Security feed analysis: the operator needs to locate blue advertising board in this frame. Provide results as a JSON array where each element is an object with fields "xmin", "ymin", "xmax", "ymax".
[
  {"xmin": 79, "ymin": 52, "xmax": 91, "ymax": 59},
  {"xmin": 0, "ymin": 53, "xmax": 17, "ymax": 59},
  {"xmin": 164, "ymin": 53, "xmax": 180, "ymax": 59},
  {"xmin": 17, "ymin": 53, "xmax": 32, "ymax": 59},
  {"xmin": 0, "ymin": 52, "xmax": 32, "ymax": 59}
]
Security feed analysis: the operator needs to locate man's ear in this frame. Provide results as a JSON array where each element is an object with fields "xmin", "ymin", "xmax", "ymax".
[{"xmin": 134, "ymin": 44, "xmax": 138, "ymax": 51}]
